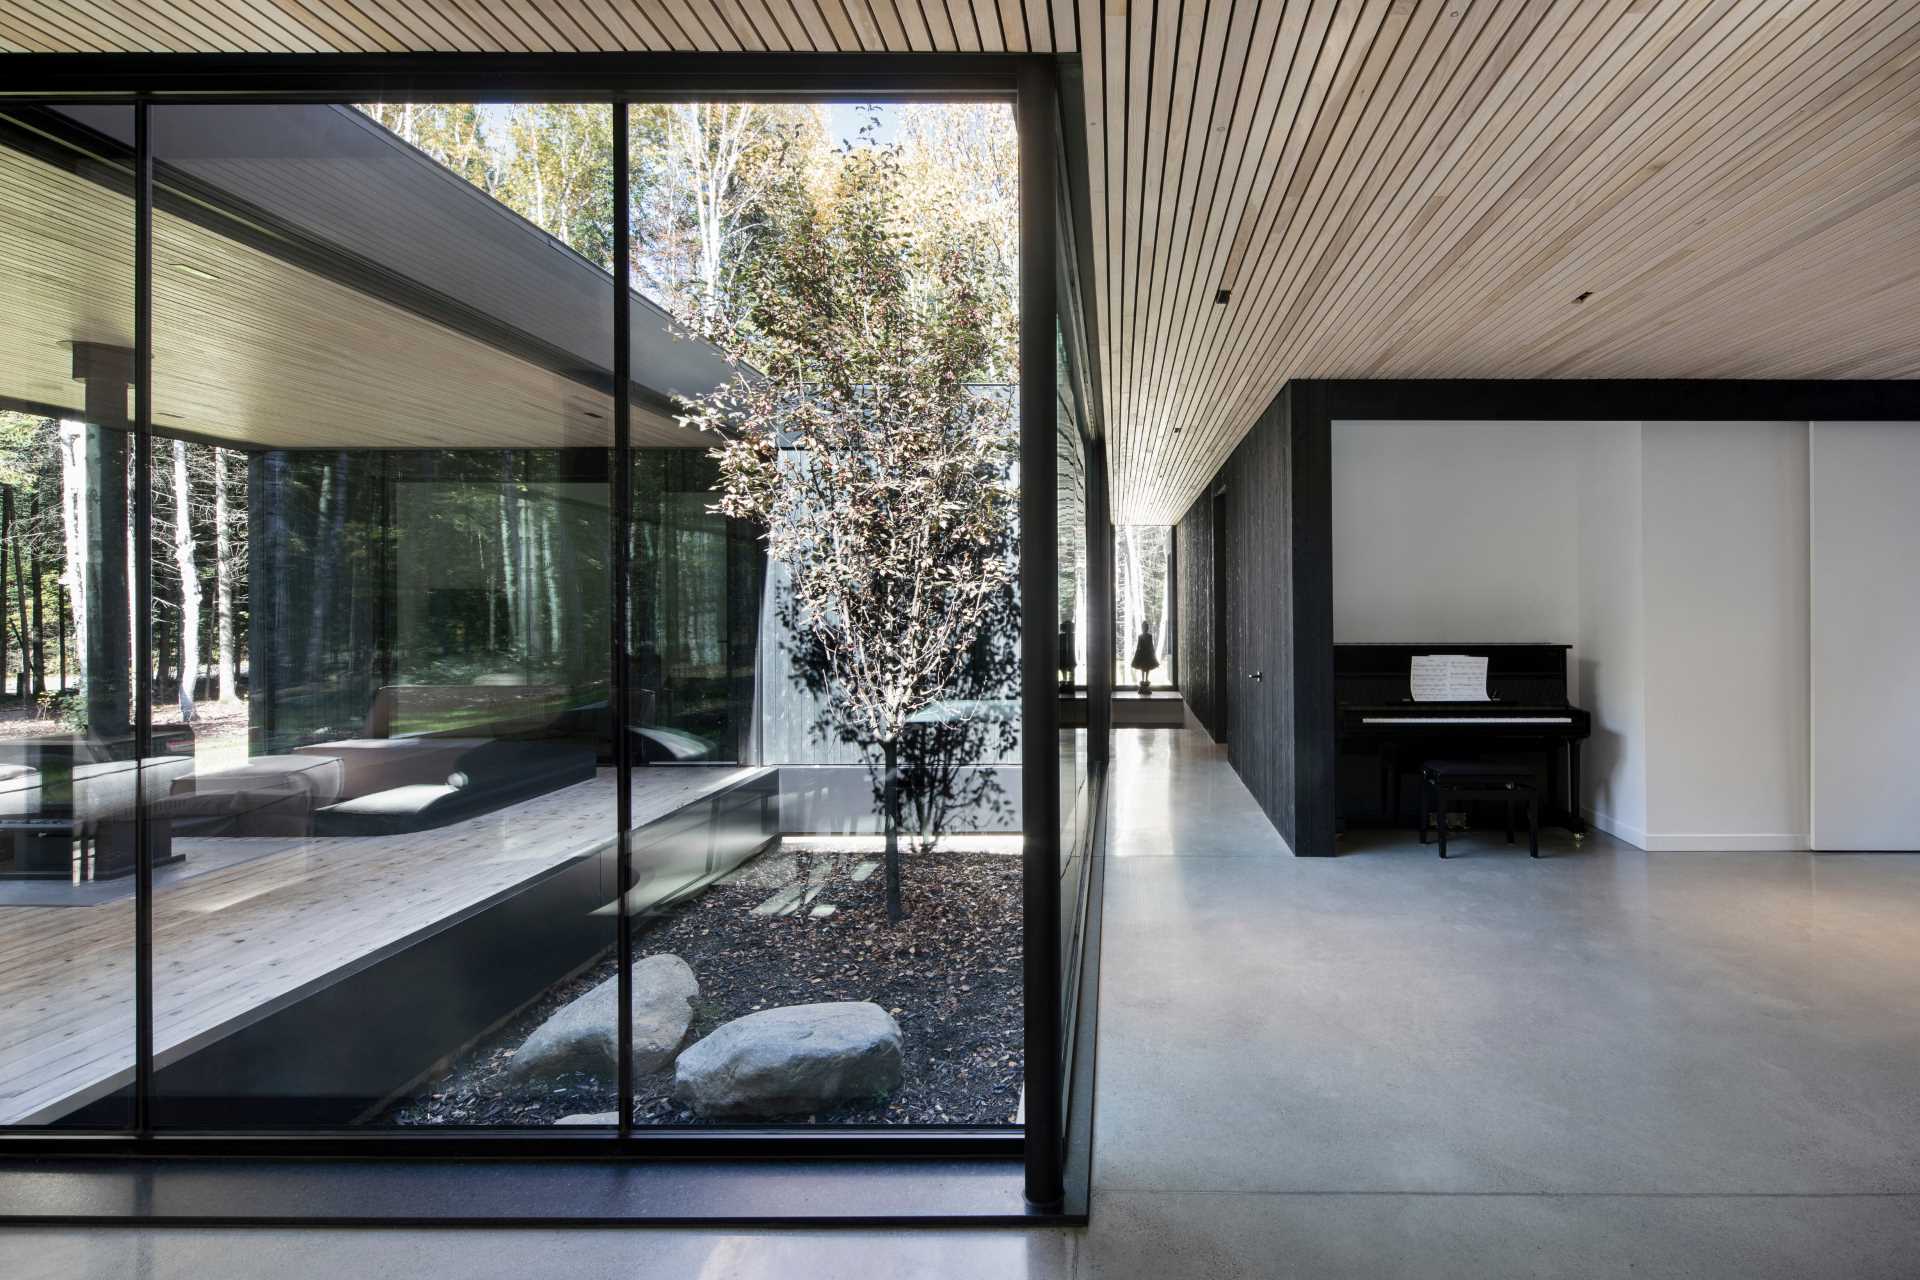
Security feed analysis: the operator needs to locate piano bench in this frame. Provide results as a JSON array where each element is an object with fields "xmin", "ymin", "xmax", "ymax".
[{"xmin": 1419, "ymin": 762, "xmax": 1539, "ymax": 859}]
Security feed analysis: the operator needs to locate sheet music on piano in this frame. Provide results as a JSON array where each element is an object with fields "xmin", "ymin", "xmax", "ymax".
[{"xmin": 1409, "ymin": 654, "xmax": 1491, "ymax": 703}]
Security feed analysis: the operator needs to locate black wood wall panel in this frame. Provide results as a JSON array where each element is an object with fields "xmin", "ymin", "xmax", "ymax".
[
  {"xmin": 1174, "ymin": 486, "xmax": 1218, "ymax": 740},
  {"xmin": 1220, "ymin": 386, "xmax": 1297, "ymax": 850}
]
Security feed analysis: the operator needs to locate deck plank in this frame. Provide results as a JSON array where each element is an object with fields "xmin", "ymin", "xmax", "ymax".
[{"xmin": 0, "ymin": 765, "xmax": 766, "ymax": 1126}]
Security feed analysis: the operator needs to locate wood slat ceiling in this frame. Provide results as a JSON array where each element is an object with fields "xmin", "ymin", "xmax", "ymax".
[{"xmin": 4, "ymin": 0, "xmax": 1917, "ymax": 520}]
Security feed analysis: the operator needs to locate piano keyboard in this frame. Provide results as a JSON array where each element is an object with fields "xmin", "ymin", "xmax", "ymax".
[{"xmin": 1361, "ymin": 716, "xmax": 1573, "ymax": 725}]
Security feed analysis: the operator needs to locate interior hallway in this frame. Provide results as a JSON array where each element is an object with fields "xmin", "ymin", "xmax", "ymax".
[{"xmin": 9, "ymin": 725, "xmax": 1920, "ymax": 1277}]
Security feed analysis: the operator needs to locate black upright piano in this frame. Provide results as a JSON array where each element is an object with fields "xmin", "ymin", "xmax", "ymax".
[{"xmin": 1335, "ymin": 643, "xmax": 1592, "ymax": 840}]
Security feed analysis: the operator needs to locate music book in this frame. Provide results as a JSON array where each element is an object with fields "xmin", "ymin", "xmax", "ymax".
[{"xmin": 1410, "ymin": 654, "xmax": 1490, "ymax": 702}]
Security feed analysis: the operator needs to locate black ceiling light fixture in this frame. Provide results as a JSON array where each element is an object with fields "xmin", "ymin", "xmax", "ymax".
[
  {"xmin": 1214, "ymin": 287, "xmax": 1231, "ymax": 305},
  {"xmin": 1574, "ymin": 290, "xmax": 1594, "ymax": 303}
]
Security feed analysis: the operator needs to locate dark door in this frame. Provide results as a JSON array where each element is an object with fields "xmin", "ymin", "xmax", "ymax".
[{"xmin": 1212, "ymin": 488, "xmax": 1229, "ymax": 744}]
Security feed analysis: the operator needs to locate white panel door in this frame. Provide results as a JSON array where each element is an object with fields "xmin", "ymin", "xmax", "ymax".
[{"xmin": 1810, "ymin": 422, "xmax": 1920, "ymax": 850}]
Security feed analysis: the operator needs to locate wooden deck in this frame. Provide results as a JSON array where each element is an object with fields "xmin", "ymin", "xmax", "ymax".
[{"xmin": 0, "ymin": 766, "xmax": 767, "ymax": 1126}]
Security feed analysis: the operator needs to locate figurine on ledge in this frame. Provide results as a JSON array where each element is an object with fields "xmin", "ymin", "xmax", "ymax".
[{"xmin": 1131, "ymin": 625, "xmax": 1159, "ymax": 695}]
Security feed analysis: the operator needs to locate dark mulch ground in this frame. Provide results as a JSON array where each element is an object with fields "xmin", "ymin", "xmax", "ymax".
[{"xmin": 381, "ymin": 843, "xmax": 1024, "ymax": 1127}]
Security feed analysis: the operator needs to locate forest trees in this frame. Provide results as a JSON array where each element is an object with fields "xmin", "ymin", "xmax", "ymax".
[
  {"xmin": 0, "ymin": 410, "xmax": 246, "ymax": 722},
  {"xmin": 690, "ymin": 132, "xmax": 1018, "ymax": 924}
]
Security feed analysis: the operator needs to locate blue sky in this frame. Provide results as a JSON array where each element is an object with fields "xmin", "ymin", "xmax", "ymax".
[{"xmin": 824, "ymin": 103, "xmax": 900, "ymax": 149}]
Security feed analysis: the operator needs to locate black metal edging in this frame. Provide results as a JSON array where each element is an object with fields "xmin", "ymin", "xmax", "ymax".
[
  {"xmin": 131, "ymin": 99, "xmax": 155, "ymax": 1140},
  {"xmin": 611, "ymin": 100, "xmax": 636, "ymax": 1145},
  {"xmin": 1016, "ymin": 59, "xmax": 1062, "ymax": 1212},
  {"xmin": 0, "ymin": 53, "xmax": 1031, "ymax": 101}
]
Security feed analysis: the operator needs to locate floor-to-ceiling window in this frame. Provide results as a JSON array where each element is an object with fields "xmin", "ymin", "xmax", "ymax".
[
  {"xmin": 0, "ymin": 79, "xmax": 1069, "ymax": 1167},
  {"xmin": 1115, "ymin": 524, "xmax": 1171, "ymax": 689}
]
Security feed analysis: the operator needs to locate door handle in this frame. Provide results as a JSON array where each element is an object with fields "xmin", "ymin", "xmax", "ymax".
[{"xmin": 1249, "ymin": 671, "xmax": 1263, "ymax": 681}]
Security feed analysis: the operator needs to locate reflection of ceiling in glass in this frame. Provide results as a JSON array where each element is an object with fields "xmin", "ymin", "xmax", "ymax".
[{"xmin": 0, "ymin": 106, "xmax": 728, "ymax": 450}]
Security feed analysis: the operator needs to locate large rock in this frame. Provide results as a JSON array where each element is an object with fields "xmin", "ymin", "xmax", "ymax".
[
  {"xmin": 673, "ymin": 1001, "xmax": 903, "ymax": 1119},
  {"xmin": 510, "ymin": 954, "xmax": 697, "ymax": 1081}
]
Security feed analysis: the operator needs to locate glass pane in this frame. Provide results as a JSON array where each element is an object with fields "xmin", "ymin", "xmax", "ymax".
[
  {"xmin": 1057, "ymin": 321, "xmax": 1091, "ymax": 1013},
  {"xmin": 623, "ymin": 103, "xmax": 1024, "ymax": 1127},
  {"xmin": 1116, "ymin": 525, "xmax": 1171, "ymax": 689},
  {"xmin": 146, "ymin": 102, "xmax": 617, "ymax": 1128},
  {"xmin": 0, "ymin": 104, "xmax": 137, "ymax": 1129}
]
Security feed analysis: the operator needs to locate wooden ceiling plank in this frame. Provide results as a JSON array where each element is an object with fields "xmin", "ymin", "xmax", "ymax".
[
  {"xmin": 1425, "ymin": 3, "xmax": 1917, "ymax": 372},
  {"xmin": 691, "ymin": 0, "xmax": 767, "ymax": 50},
  {"xmin": 649, "ymin": 0, "xmax": 726, "ymax": 50},
  {"xmin": 779, "ymin": 0, "xmax": 836, "ymax": 49},
  {"xmin": 1097, "ymin": 0, "xmax": 1126, "ymax": 472},
  {"xmin": 1110, "ymin": 0, "xmax": 1155, "ymax": 471},
  {"xmin": 1149, "ymin": 0, "xmax": 1355, "ymax": 478},
  {"xmin": 942, "ymin": 0, "xmax": 981, "ymax": 51},
  {"xmin": 1533, "ymin": 89, "xmax": 1920, "ymax": 376},
  {"xmin": 916, "ymin": 0, "xmax": 954, "ymax": 50},
  {"xmin": 332, "ymin": 0, "xmax": 462, "ymax": 50},
  {"xmin": 1358, "ymin": 0, "xmax": 1806, "ymax": 375},
  {"xmin": 1127, "ymin": 0, "xmax": 1252, "ymax": 467},
  {"xmin": 997, "ymin": 0, "xmax": 1028, "ymax": 52},
  {"xmin": 0, "ymin": 1, "xmax": 133, "ymax": 52},
  {"xmin": 888, "ymin": 0, "xmax": 933, "ymax": 50},
  {"xmin": 1151, "ymin": 0, "xmax": 1384, "ymax": 492},
  {"xmin": 812, "ymin": 0, "xmax": 864, "ymax": 49},
  {"xmin": 1297, "ymin": 0, "xmax": 1728, "ymax": 387},
  {"xmin": 1179, "ymin": 0, "xmax": 1613, "ymax": 471},
  {"xmin": 1118, "ymin": 0, "xmax": 1299, "ymax": 504},
  {"xmin": 1115, "ymin": 0, "xmax": 1183, "ymax": 476},
  {"xmin": 1152, "ymin": 0, "xmax": 1566, "ymax": 513},
  {"xmin": 51, "ymin": 0, "xmax": 229, "ymax": 52},
  {"xmin": 285, "ymin": 1, "xmax": 412, "ymax": 51},
  {"xmin": 270, "ymin": 0, "xmax": 391, "ymax": 52},
  {"xmin": 1147, "ymin": 0, "xmax": 1422, "ymax": 479},
  {"xmin": 1236, "ymin": 0, "xmax": 1617, "ymax": 397},
  {"xmin": 196, "ymin": 0, "xmax": 333, "ymax": 51},
  {"xmin": 860, "ymin": 0, "xmax": 909, "ymax": 49}
]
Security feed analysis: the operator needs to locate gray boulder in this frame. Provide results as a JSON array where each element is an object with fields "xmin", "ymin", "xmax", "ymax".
[
  {"xmin": 673, "ymin": 1001, "xmax": 903, "ymax": 1119},
  {"xmin": 555, "ymin": 1112, "xmax": 617, "ymax": 1126},
  {"xmin": 510, "ymin": 953, "xmax": 697, "ymax": 1081}
]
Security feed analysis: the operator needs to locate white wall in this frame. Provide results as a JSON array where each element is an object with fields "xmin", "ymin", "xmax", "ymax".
[
  {"xmin": 1810, "ymin": 421, "xmax": 1920, "ymax": 850},
  {"xmin": 1332, "ymin": 420, "xmax": 1585, "ymax": 655},
  {"xmin": 1575, "ymin": 422, "xmax": 1646, "ymax": 846},
  {"xmin": 1333, "ymin": 417, "xmax": 1818, "ymax": 852},
  {"xmin": 1641, "ymin": 422, "xmax": 1809, "ymax": 849}
]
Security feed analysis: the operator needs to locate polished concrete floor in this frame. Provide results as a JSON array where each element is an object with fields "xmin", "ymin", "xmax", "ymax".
[{"xmin": 9, "ymin": 725, "xmax": 1920, "ymax": 1277}]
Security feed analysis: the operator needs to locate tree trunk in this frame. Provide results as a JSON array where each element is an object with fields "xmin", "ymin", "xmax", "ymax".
[
  {"xmin": 12, "ymin": 493, "xmax": 33, "ymax": 699},
  {"xmin": 883, "ymin": 736, "xmax": 903, "ymax": 925},
  {"xmin": 172, "ymin": 441, "xmax": 200, "ymax": 722},
  {"xmin": 29, "ymin": 493, "xmax": 43, "ymax": 695},
  {"xmin": 58, "ymin": 422, "xmax": 89, "ymax": 692},
  {"xmin": 2, "ymin": 486, "xmax": 12, "ymax": 698},
  {"xmin": 213, "ymin": 447, "xmax": 237, "ymax": 702}
]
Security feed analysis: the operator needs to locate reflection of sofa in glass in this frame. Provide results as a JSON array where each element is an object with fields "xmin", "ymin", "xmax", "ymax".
[
  {"xmin": 290, "ymin": 684, "xmax": 598, "ymax": 837},
  {"xmin": 0, "ymin": 738, "xmax": 194, "ymax": 880}
]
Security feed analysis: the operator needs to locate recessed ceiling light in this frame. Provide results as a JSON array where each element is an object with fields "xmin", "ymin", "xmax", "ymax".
[
  {"xmin": 1573, "ymin": 290, "xmax": 1594, "ymax": 303},
  {"xmin": 1214, "ymin": 288, "xmax": 1231, "ymax": 305}
]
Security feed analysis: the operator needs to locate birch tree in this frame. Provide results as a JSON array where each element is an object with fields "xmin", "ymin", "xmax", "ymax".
[
  {"xmin": 213, "ymin": 447, "xmax": 238, "ymax": 703},
  {"xmin": 171, "ymin": 440, "xmax": 200, "ymax": 721},
  {"xmin": 688, "ymin": 141, "xmax": 1016, "ymax": 924}
]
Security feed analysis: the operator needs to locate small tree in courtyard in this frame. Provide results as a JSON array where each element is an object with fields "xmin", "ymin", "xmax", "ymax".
[{"xmin": 684, "ymin": 136, "xmax": 1017, "ymax": 924}]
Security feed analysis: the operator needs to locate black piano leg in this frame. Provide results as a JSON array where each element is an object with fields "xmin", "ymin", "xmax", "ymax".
[
  {"xmin": 1436, "ymin": 782, "xmax": 1449, "ymax": 859},
  {"xmin": 1529, "ymin": 792, "xmax": 1540, "ymax": 857},
  {"xmin": 1505, "ymin": 795, "xmax": 1515, "ymax": 845}
]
